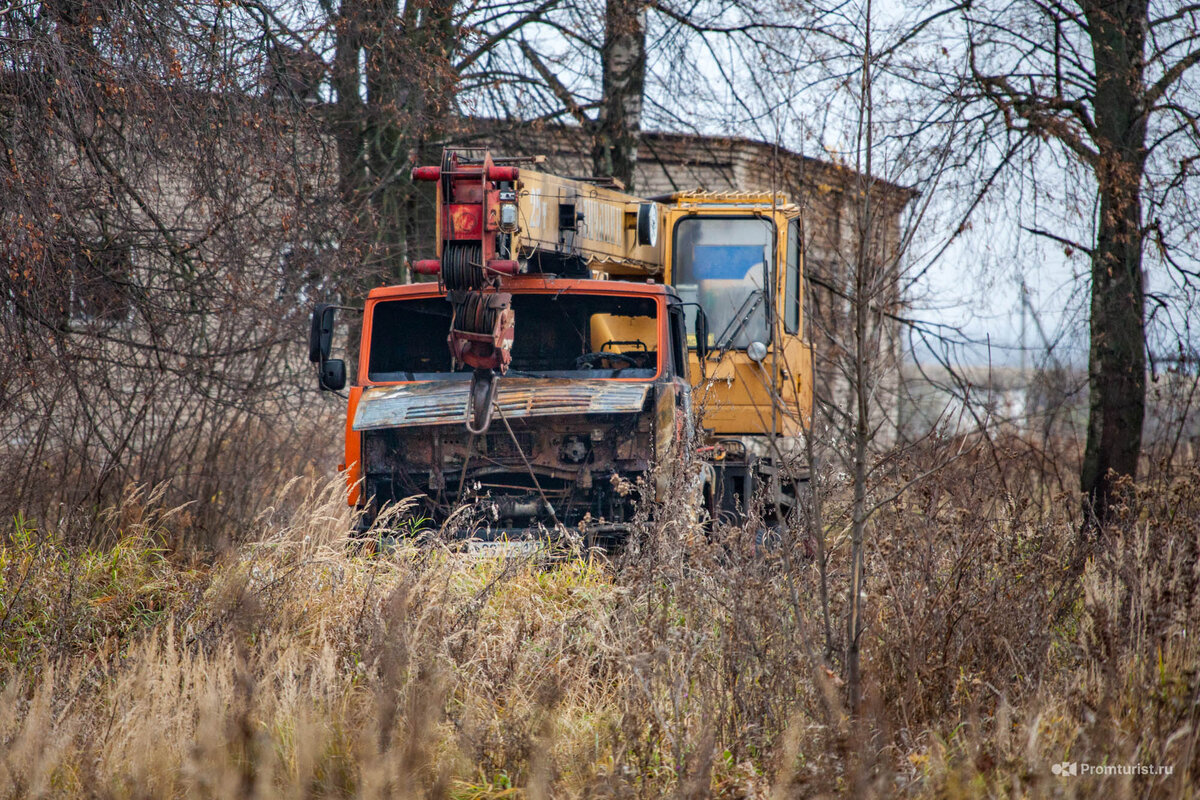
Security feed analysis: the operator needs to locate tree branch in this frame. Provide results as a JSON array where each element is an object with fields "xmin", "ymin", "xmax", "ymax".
[
  {"xmin": 1022, "ymin": 225, "xmax": 1093, "ymax": 255},
  {"xmin": 456, "ymin": 0, "xmax": 560, "ymax": 73},
  {"xmin": 516, "ymin": 38, "xmax": 594, "ymax": 127},
  {"xmin": 1145, "ymin": 45, "xmax": 1200, "ymax": 108}
]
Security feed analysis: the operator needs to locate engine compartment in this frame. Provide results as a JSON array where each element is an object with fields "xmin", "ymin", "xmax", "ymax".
[{"xmin": 360, "ymin": 410, "xmax": 653, "ymax": 536}]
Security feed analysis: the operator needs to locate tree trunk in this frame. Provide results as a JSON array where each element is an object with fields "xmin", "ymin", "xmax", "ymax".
[
  {"xmin": 363, "ymin": 0, "xmax": 410, "ymax": 285},
  {"xmin": 1079, "ymin": 0, "xmax": 1148, "ymax": 527},
  {"xmin": 593, "ymin": 0, "xmax": 645, "ymax": 190},
  {"xmin": 845, "ymin": 0, "xmax": 875, "ymax": 715},
  {"xmin": 333, "ymin": 0, "xmax": 458, "ymax": 287},
  {"xmin": 332, "ymin": 1, "xmax": 367, "ymax": 206}
]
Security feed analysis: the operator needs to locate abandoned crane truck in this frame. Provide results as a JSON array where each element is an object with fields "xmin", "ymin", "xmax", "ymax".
[{"xmin": 310, "ymin": 148, "xmax": 812, "ymax": 546}]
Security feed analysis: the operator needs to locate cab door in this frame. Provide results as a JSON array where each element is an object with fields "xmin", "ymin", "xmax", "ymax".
[
  {"xmin": 774, "ymin": 217, "xmax": 813, "ymax": 429},
  {"xmin": 656, "ymin": 300, "xmax": 693, "ymax": 458},
  {"xmin": 669, "ymin": 300, "xmax": 694, "ymax": 444}
]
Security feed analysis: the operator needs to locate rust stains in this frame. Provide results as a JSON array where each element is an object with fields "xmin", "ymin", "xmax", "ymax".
[{"xmin": 353, "ymin": 378, "xmax": 652, "ymax": 431}]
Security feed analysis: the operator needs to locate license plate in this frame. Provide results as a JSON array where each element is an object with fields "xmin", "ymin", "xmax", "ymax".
[{"xmin": 464, "ymin": 538, "xmax": 544, "ymax": 556}]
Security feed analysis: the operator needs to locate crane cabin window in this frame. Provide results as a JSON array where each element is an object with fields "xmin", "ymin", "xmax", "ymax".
[
  {"xmin": 785, "ymin": 219, "xmax": 801, "ymax": 334},
  {"xmin": 672, "ymin": 217, "xmax": 774, "ymax": 350}
]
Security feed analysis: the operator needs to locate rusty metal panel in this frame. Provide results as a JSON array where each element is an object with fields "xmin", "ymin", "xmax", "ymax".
[
  {"xmin": 515, "ymin": 171, "xmax": 664, "ymax": 273},
  {"xmin": 352, "ymin": 378, "xmax": 651, "ymax": 431}
]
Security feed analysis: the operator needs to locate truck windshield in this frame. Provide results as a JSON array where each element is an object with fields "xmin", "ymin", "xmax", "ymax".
[
  {"xmin": 673, "ymin": 216, "xmax": 773, "ymax": 350},
  {"xmin": 368, "ymin": 294, "xmax": 660, "ymax": 381}
]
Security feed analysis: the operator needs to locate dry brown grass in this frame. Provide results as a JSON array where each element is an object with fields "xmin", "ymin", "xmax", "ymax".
[{"xmin": 1, "ymin": 443, "xmax": 1198, "ymax": 798}]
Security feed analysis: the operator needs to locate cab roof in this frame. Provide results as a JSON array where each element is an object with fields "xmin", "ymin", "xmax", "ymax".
[{"xmin": 367, "ymin": 275, "xmax": 679, "ymax": 301}]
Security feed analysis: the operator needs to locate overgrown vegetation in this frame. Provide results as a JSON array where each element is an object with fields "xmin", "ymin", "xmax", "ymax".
[
  {"xmin": 2, "ymin": 0, "xmax": 1196, "ymax": 796},
  {"xmin": 2, "ymin": 442, "xmax": 1196, "ymax": 798}
]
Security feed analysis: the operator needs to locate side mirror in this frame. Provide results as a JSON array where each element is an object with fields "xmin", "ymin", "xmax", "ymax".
[
  {"xmin": 320, "ymin": 359, "xmax": 346, "ymax": 392},
  {"xmin": 309, "ymin": 303, "xmax": 335, "ymax": 363},
  {"xmin": 310, "ymin": 304, "xmax": 343, "ymax": 391}
]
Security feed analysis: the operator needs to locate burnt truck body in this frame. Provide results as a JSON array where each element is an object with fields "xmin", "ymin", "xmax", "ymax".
[
  {"xmin": 336, "ymin": 276, "xmax": 694, "ymax": 546},
  {"xmin": 309, "ymin": 148, "xmax": 818, "ymax": 544}
]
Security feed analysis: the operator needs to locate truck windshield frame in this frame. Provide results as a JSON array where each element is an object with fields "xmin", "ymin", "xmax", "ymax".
[
  {"xmin": 671, "ymin": 214, "xmax": 776, "ymax": 351},
  {"xmin": 365, "ymin": 292, "xmax": 664, "ymax": 383}
]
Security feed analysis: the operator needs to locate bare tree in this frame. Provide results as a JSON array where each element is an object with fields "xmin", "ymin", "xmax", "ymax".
[
  {"xmin": 760, "ymin": 0, "xmax": 999, "ymax": 714},
  {"xmin": 509, "ymin": 0, "xmax": 648, "ymax": 188},
  {"xmin": 0, "ymin": 0, "xmax": 638, "ymax": 540},
  {"xmin": 0, "ymin": 0, "xmax": 344, "ymax": 540},
  {"xmin": 964, "ymin": 0, "xmax": 1200, "ymax": 526},
  {"xmin": 235, "ymin": 0, "xmax": 563, "ymax": 286},
  {"xmin": 593, "ymin": 0, "xmax": 646, "ymax": 187},
  {"xmin": 325, "ymin": 0, "xmax": 457, "ymax": 285}
]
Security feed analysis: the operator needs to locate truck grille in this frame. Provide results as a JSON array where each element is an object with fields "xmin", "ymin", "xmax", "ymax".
[
  {"xmin": 482, "ymin": 431, "xmax": 532, "ymax": 461},
  {"xmin": 353, "ymin": 379, "xmax": 650, "ymax": 430}
]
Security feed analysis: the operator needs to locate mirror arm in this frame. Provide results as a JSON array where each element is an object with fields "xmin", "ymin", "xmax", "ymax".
[
  {"xmin": 679, "ymin": 301, "xmax": 709, "ymax": 379},
  {"xmin": 310, "ymin": 303, "xmax": 363, "ymax": 392}
]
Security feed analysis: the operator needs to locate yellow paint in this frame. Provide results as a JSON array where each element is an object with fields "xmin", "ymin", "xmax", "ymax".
[
  {"xmin": 514, "ymin": 171, "xmax": 664, "ymax": 272},
  {"xmin": 661, "ymin": 198, "xmax": 813, "ymax": 437},
  {"xmin": 589, "ymin": 314, "xmax": 657, "ymax": 353},
  {"xmin": 511, "ymin": 169, "xmax": 815, "ymax": 441}
]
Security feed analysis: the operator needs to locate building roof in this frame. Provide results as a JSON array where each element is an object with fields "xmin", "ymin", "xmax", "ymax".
[{"xmin": 456, "ymin": 119, "xmax": 917, "ymax": 208}]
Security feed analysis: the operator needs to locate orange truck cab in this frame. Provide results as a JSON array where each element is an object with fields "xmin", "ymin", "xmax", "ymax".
[{"xmin": 312, "ymin": 275, "xmax": 694, "ymax": 548}]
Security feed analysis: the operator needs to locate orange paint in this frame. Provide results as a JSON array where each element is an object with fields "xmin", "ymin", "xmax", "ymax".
[{"xmin": 343, "ymin": 385, "xmax": 363, "ymax": 505}]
